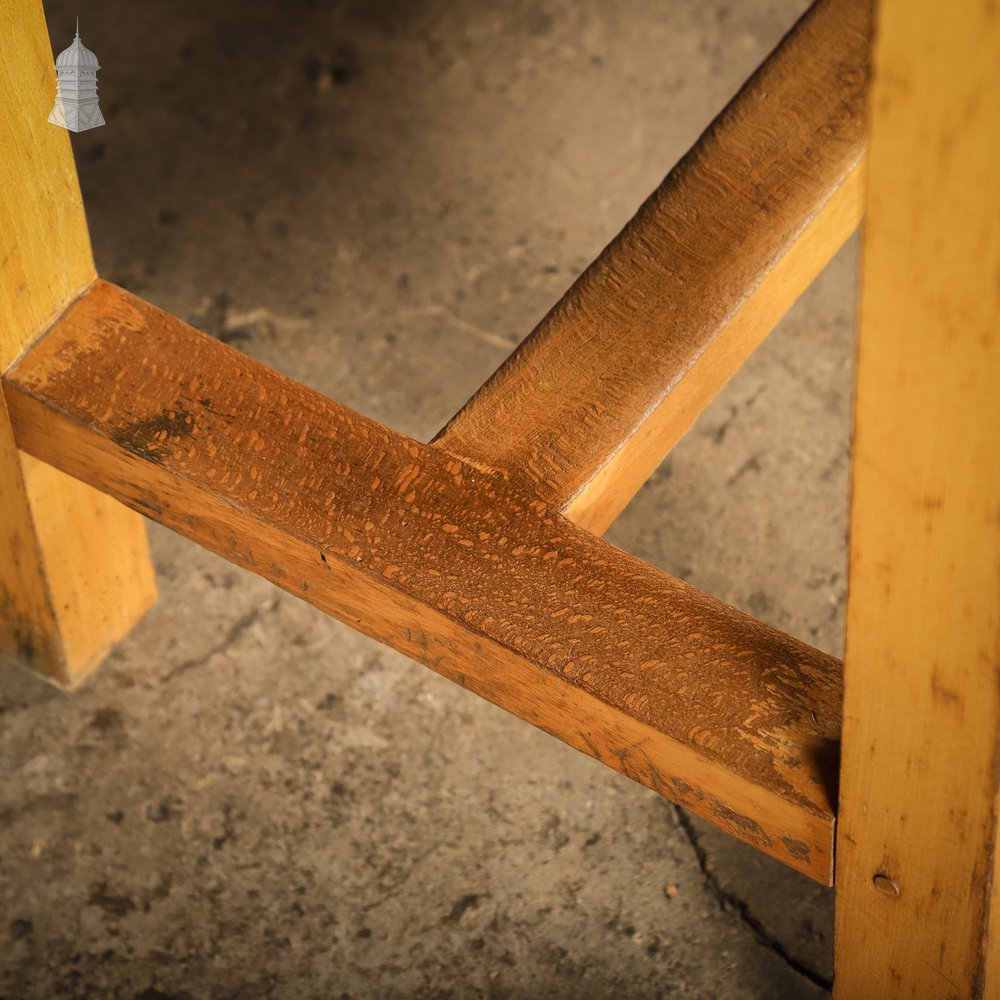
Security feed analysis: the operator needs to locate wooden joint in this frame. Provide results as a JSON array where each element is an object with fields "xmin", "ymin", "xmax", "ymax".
[
  {"xmin": 3, "ymin": 281, "xmax": 844, "ymax": 881},
  {"xmin": 435, "ymin": 0, "xmax": 871, "ymax": 535}
]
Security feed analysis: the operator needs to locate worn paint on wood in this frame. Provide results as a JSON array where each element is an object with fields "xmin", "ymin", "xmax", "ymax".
[
  {"xmin": 435, "ymin": 0, "xmax": 870, "ymax": 535},
  {"xmin": 835, "ymin": 0, "xmax": 1000, "ymax": 994},
  {"xmin": 6, "ymin": 280, "xmax": 843, "ymax": 880}
]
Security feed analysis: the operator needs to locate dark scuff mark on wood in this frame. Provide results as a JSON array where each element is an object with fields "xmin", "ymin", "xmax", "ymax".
[
  {"xmin": 713, "ymin": 803, "xmax": 773, "ymax": 848},
  {"xmin": 111, "ymin": 406, "xmax": 194, "ymax": 465},
  {"xmin": 781, "ymin": 835, "xmax": 812, "ymax": 863}
]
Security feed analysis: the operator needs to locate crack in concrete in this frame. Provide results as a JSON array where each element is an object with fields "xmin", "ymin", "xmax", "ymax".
[
  {"xmin": 162, "ymin": 607, "xmax": 262, "ymax": 682},
  {"xmin": 672, "ymin": 804, "xmax": 832, "ymax": 994}
]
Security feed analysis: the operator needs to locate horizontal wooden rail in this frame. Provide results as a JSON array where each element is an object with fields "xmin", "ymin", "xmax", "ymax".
[
  {"xmin": 4, "ymin": 282, "xmax": 843, "ymax": 880},
  {"xmin": 434, "ymin": 0, "xmax": 870, "ymax": 535}
]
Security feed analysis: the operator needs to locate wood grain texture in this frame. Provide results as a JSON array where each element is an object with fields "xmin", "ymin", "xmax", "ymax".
[
  {"xmin": 0, "ymin": 0, "xmax": 94, "ymax": 368},
  {"xmin": 835, "ymin": 0, "xmax": 1000, "ymax": 994},
  {"xmin": 5, "ymin": 280, "xmax": 843, "ymax": 881},
  {"xmin": 434, "ymin": 0, "xmax": 870, "ymax": 535},
  {"xmin": 0, "ymin": 0, "xmax": 155, "ymax": 686}
]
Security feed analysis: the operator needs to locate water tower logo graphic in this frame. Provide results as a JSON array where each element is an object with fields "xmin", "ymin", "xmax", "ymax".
[{"xmin": 48, "ymin": 19, "xmax": 105, "ymax": 132}]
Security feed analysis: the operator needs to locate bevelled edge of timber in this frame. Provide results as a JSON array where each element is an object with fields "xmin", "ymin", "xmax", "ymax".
[
  {"xmin": 434, "ymin": 0, "xmax": 871, "ymax": 535},
  {"xmin": 4, "ymin": 281, "xmax": 842, "ymax": 881}
]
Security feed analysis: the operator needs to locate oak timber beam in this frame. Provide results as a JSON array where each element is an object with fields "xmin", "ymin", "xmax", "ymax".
[
  {"xmin": 434, "ymin": 0, "xmax": 871, "ymax": 535},
  {"xmin": 3, "ymin": 280, "xmax": 842, "ymax": 882}
]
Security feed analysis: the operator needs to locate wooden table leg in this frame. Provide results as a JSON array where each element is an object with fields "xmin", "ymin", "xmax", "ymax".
[
  {"xmin": 835, "ymin": 0, "xmax": 1000, "ymax": 995},
  {"xmin": 0, "ymin": 0, "xmax": 155, "ymax": 687}
]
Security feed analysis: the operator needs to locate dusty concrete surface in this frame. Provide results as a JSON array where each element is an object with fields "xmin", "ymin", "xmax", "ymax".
[{"xmin": 2, "ymin": 0, "xmax": 854, "ymax": 996}]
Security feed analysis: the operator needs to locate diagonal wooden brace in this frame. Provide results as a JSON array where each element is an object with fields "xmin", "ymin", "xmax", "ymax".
[{"xmin": 437, "ymin": 0, "xmax": 869, "ymax": 534}]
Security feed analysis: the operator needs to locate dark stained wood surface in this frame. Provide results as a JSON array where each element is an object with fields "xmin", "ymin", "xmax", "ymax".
[
  {"xmin": 435, "ymin": 0, "xmax": 871, "ymax": 534},
  {"xmin": 5, "ymin": 281, "xmax": 843, "ymax": 881}
]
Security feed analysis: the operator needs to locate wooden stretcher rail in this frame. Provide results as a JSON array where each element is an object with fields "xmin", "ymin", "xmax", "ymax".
[
  {"xmin": 4, "ymin": 281, "xmax": 842, "ymax": 882},
  {"xmin": 435, "ymin": 0, "xmax": 871, "ymax": 535}
]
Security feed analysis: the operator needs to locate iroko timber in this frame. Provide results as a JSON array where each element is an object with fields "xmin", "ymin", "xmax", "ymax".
[
  {"xmin": 436, "ymin": 0, "xmax": 869, "ymax": 535},
  {"xmin": 5, "ymin": 281, "xmax": 843, "ymax": 882}
]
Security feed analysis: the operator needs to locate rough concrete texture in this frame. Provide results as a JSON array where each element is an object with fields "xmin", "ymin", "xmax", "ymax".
[{"xmin": 2, "ymin": 1, "xmax": 854, "ymax": 996}]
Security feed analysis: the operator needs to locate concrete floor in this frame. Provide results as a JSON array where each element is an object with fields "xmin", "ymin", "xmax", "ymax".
[{"xmin": 2, "ymin": 1, "xmax": 856, "ymax": 996}]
